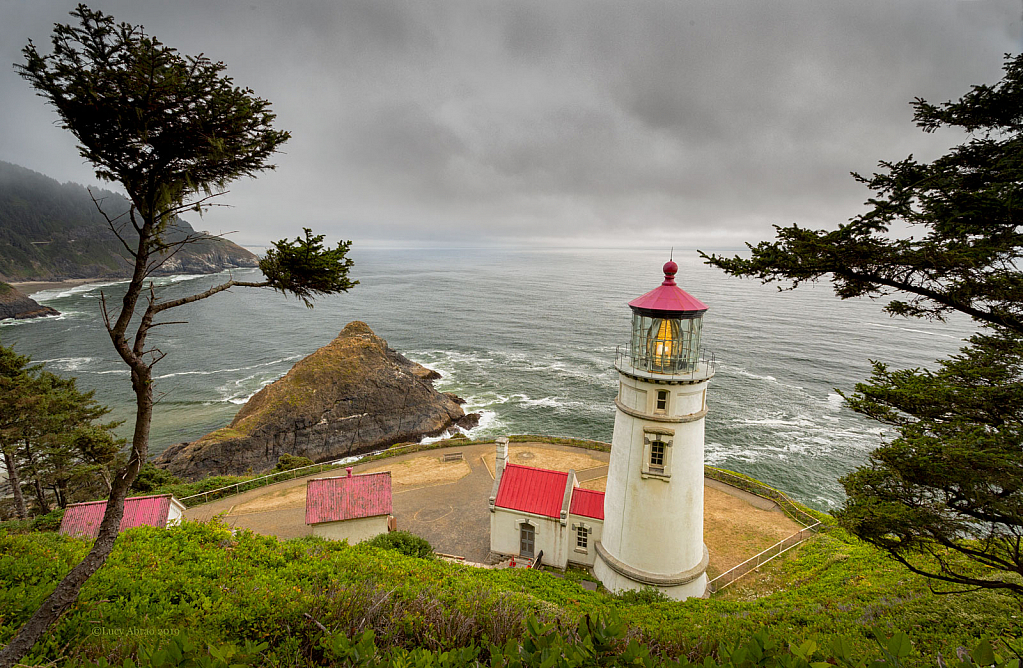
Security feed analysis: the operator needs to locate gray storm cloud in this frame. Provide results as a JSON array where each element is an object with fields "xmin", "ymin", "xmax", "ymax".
[{"xmin": 1, "ymin": 1, "xmax": 1019, "ymax": 248}]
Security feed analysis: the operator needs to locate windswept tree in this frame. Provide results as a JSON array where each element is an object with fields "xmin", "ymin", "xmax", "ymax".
[
  {"xmin": 704, "ymin": 55, "xmax": 1023, "ymax": 595},
  {"xmin": 1, "ymin": 6, "xmax": 356, "ymax": 665}
]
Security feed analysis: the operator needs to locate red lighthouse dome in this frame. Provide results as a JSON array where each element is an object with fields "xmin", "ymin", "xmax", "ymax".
[
  {"xmin": 628, "ymin": 261, "xmax": 708, "ymax": 317},
  {"xmin": 622, "ymin": 259, "xmax": 708, "ymax": 375}
]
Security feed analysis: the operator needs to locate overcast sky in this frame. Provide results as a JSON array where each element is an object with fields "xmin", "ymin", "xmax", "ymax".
[{"xmin": 1, "ymin": 1, "xmax": 1020, "ymax": 249}]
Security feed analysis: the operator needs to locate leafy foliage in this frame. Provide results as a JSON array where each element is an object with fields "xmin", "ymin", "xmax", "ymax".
[
  {"xmin": 260, "ymin": 228, "xmax": 359, "ymax": 307},
  {"xmin": 703, "ymin": 54, "xmax": 1023, "ymax": 595},
  {"xmin": 364, "ymin": 531, "xmax": 434, "ymax": 559},
  {"xmin": 130, "ymin": 463, "xmax": 183, "ymax": 494},
  {"xmin": 273, "ymin": 453, "xmax": 316, "ymax": 473},
  {"xmin": 0, "ymin": 341, "xmax": 124, "ymax": 518},
  {"xmin": 16, "ymin": 6, "xmax": 289, "ymax": 237}
]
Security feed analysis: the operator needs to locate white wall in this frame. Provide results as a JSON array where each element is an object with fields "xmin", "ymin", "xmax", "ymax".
[
  {"xmin": 166, "ymin": 499, "xmax": 185, "ymax": 527},
  {"xmin": 566, "ymin": 514, "xmax": 603, "ymax": 567},
  {"xmin": 312, "ymin": 515, "xmax": 389, "ymax": 544},
  {"xmin": 490, "ymin": 507, "xmax": 570, "ymax": 568}
]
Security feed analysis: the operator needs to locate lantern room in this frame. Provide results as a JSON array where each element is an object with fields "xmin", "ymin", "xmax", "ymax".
[{"xmin": 624, "ymin": 260, "xmax": 708, "ymax": 374}]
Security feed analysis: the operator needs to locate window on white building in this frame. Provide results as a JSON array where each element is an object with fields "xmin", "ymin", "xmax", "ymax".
[
  {"xmin": 650, "ymin": 441, "xmax": 665, "ymax": 471},
  {"xmin": 576, "ymin": 526, "xmax": 589, "ymax": 550},
  {"xmin": 655, "ymin": 390, "xmax": 668, "ymax": 413}
]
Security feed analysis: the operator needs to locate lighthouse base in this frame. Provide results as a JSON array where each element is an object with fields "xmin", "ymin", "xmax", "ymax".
[{"xmin": 592, "ymin": 541, "xmax": 709, "ymax": 601}]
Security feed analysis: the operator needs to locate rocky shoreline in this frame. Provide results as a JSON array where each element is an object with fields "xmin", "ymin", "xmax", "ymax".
[
  {"xmin": 0, "ymin": 283, "xmax": 60, "ymax": 320},
  {"xmin": 154, "ymin": 321, "xmax": 480, "ymax": 480}
]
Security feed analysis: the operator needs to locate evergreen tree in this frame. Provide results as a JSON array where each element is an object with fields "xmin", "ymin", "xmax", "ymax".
[
  {"xmin": 1, "ymin": 6, "xmax": 356, "ymax": 665},
  {"xmin": 704, "ymin": 55, "xmax": 1023, "ymax": 594}
]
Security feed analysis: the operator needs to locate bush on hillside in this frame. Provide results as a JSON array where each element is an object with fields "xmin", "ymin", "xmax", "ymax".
[
  {"xmin": 31, "ymin": 508, "xmax": 65, "ymax": 532},
  {"xmin": 365, "ymin": 530, "xmax": 434, "ymax": 559},
  {"xmin": 273, "ymin": 453, "xmax": 315, "ymax": 472},
  {"xmin": 130, "ymin": 463, "xmax": 183, "ymax": 493}
]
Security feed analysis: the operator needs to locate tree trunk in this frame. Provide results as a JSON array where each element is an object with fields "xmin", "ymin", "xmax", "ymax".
[
  {"xmin": 0, "ymin": 366, "xmax": 152, "ymax": 668},
  {"xmin": 1, "ymin": 447, "xmax": 28, "ymax": 520},
  {"xmin": 21, "ymin": 442, "xmax": 50, "ymax": 514},
  {"xmin": 97, "ymin": 469, "xmax": 112, "ymax": 494},
  {"xmin": 32, "ymin": 477, "xmax": 49, "ymax": 515}
]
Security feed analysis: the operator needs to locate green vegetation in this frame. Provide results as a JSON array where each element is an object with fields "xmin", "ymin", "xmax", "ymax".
[
  {"xmin": 704, "ymin": 54, "xmax": 1023, "ymax": 595},
  {"xmin": 364, "ymin": 531, "xmax": 434, "ymax": 559},
  {"xmin": 0, "ymin": 342, "xmax": 124, "ymax": 519},
  {"xmin": 0, "ymin": 520, "xmax": 1017, "ymax": 666},
  {"xmin": 129, "ymin": 463, "xmax": 183, "ymax": 494},
  {"xmin": 274, "ymin": 454, "xmax": 316, "ymax": 473}
]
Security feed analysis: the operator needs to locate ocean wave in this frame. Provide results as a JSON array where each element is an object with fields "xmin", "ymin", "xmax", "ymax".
[
  {"xmin": 152, "ymin": 355, "xmax": 300, "ymax": 380},
  {"xmin": 866, "ymin": 322, "xmax": 963, "ymax": 340},
  {"xmin": 35, "ymin": 356, "xmax": 96, "ymax": 371},
  {"xmin": 721, "ymin": 365, "xmax": 778, "ymax": 383},
  {"xmin": 0, "ymin": 311, "xmax": 80, "ymax": 327},
  {"xmin": 32, "ymin": 281, "xmax": 126, "ymax": 302}
]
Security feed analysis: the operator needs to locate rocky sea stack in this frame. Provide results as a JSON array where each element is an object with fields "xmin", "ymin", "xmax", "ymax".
[
  {"xmin": 154, "ymin": 321, "xmax": 479, "ymax": 480},
  {"xmin": 0, "ymin": 283, "xmax": 59, "ymax": 320}
]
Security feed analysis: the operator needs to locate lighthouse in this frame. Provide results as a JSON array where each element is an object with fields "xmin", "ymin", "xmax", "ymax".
[{"xmin": 592, "ymin": 259, "xmax": 713, "ymax": 600}]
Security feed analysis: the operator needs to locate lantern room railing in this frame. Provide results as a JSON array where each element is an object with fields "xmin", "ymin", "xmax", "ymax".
[{"xmin": 614, "ymin": 344, "xmax": 716, "ymax": 381}]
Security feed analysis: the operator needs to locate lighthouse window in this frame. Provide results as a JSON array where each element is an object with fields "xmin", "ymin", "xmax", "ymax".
[
  {"xmin": 656, "ymin": 390, "xmax": 668, "ymax": 412},
  {"xmin": 650, "ymin": 441, "xmax": 665, "ymax": 469},
  {"xmin": 576, "ymin": 526, "xmax": 589, "ymax": 550}
]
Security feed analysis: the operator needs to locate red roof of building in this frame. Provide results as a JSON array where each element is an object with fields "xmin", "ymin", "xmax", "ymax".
[
  {"xmin": 306, "ymin": 471, "xmax": 392, "ymax": 524},
  {"xmin": 628, "ymin": 261, "xmax": 708, "ymax": 315},
  {"xmin": 569, "ymin": 488, "xmax": 605, "ymax": 520},
  {"xmin": 59, "ymin": 494, "xmax": 176, "ymax": 539},
  {"xmin": 494, "ymin": 464, "xmax": 569, "ymax": 519}
]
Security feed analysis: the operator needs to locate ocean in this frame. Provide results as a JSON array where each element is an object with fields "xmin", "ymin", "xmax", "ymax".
[{"xmin": 0, "ymin": 247, "xmax": 975, "ymax": 510}]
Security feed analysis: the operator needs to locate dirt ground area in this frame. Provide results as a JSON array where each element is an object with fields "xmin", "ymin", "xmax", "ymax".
[
  {"xmin": 363, "ymin": 455, "xmax": 471, "ymax": 488},
  {"xmin": 229, "ymin": 485, "xmax": 306, "ymax": 515},
  {"xmin": 559, "ymin": 471, "xmax": 801, "ymax": 576},
  {"xmin": 185, "ymin": 441, "xmax": 804, "ymax": 572},
  {"xmin": 482, "ymin": 445, "xmax": 606, "ymax": 476},
  {"xmin": 704, "ymin": 485, "xmax": 801, "ymax": 576}
]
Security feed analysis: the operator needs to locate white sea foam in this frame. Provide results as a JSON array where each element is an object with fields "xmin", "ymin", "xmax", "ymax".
[
  {"xmin": 866, "ymin": 322, "xmax": 962, "ymax": 339},
  {"xmin": 35, "ymin": 356, "xmax": 95, "ymax": 371},
  {"xmin": 152, "ymin": 355, "xmax": 300, "ymax": 380},
  {"xmin": 32, "ymin": 281, "xmax": 126, "ymax": 302},
  {"xmin": 0, "ymin": 311, "xmax": 79, "ymax": 327}
]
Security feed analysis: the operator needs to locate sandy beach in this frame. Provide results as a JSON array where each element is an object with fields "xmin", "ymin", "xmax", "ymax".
[{"xmin": 8, "ymin": 278, "xmax": 118, "ymax": 297}]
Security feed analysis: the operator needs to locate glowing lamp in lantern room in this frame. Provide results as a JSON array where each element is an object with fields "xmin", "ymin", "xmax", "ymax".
[{"xmin": 626, "ymin": 260, "xmax": 708, "ymax": 374}]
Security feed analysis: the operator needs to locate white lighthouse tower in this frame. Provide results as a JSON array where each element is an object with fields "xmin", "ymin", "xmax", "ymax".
[{"xmin": 593, "ymin": 259, "xmax": 713, "ymax": 600}]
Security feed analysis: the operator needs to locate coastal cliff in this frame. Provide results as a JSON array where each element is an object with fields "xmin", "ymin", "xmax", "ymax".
[
  {"xmin": 0, "ymin": 161, "xmax": 259, "ymax": 281},
  {"xmin": 153, "ymin": 321, "xmax": 479, "ymax": 480},
  {"xmin": 0, "ymin": 283, "xmax": 59, "ymax": 320}
]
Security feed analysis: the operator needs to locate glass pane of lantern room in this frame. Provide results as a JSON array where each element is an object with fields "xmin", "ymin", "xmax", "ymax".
[{"xmin": 646, "ymin": 318, "xmax": 681, "ymax": 373}]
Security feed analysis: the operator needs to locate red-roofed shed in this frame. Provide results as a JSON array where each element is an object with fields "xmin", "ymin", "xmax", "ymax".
[
  {"xmin": 306, "ymin": 470, "xmax": 393, "ymax": 544},
  {"xmin": 494, "ymin": 464, "xmax": 569, "ymax": 519},
  {"xmin": 59, "ymin": 494, "xmax": 185, "ymax": 540}
]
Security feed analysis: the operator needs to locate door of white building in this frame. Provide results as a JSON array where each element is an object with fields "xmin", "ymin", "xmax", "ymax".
[{"xmin": 519, "ymin": 523, "xmax": 535, "ymax": 558}]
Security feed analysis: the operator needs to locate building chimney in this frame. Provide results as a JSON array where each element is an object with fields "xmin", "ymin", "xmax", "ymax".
[
  {"xmin": 495, "ymin": 437, "xmax": 509, "ymax": 477},
  {"xmin": 346, "ymin": 467, "xmax": 353, "ymax": 478}
]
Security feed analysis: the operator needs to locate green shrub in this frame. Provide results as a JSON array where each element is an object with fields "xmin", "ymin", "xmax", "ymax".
[
  {"xmin": 365, "ymin": 530, "xmax": 434, "ymax": 559},
  {"xmin": 273, "ymin": 453, "xmax": 315, "ymax": 472},
  {"xmin": 30, "ymin": 507, "xmax": 65, "ymax": 532},
  {"xmin": 130, "ymin": 462, "xmax": 183, "ymax": 494}
]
